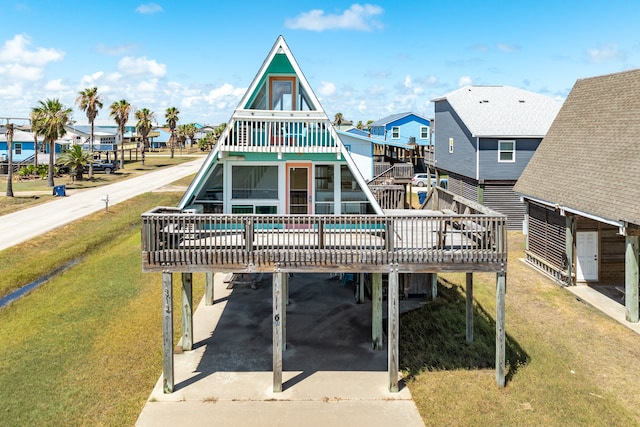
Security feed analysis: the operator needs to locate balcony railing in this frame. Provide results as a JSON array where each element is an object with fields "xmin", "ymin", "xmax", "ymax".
[
  {"xmin": 141, "ymin": 209, "xmax": 507, "ymax": 274},
  {"xmin": 218, "ymin": 110, "xmax": 340, "ymax": 155}
]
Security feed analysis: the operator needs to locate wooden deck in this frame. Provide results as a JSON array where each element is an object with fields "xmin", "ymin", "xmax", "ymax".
[{"xmin": 142, "ymin": 209, "xmax": 506, "ymax": 274}]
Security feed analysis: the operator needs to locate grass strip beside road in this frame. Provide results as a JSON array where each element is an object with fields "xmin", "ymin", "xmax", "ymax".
[{"xmin": 0, "ymin": 191, "xmax": 203, "ymax": 426}]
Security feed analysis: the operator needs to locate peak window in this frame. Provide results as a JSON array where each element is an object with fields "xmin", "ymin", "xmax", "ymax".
[{"xmin": 270, "ymin": 77, "xmax": 296, "ymax": 111}]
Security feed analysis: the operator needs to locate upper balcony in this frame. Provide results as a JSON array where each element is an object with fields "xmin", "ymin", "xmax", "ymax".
[{"xmin": 218, "ymin": 110, "xmax": 340, "ymax": 156}]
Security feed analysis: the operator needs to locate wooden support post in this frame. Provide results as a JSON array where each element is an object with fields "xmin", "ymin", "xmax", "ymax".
[
  {"xmin": 496, "ymin": 271, "xmax": 506, "ymax": 387},
  {"xmin": 272, "ymin": 271, "xmax": 285, "ymax": 392},
  {"xmin": 466, "ymin": 272, "xmax": 473, "ymax": 343},
  {"xmin": 388, "ymin": 268, "xmax": 399, "ymax": 392},
  {"xmin": 372, "ymin": 273, "xmax": 383, "ymax": 350},
  {"xmin": 181, "ymin": 273, "xmax": 193, "ymax": 351},
  {"xmin": 162, "ymin": 271, "xmax": 174, "ymax": 393},
  {"xmin": 205, "ymin": 272, "xmax": 214, "ymax": 305},
  {"xmin": 283, "ymin": 273, "xmax": 288, "ymax": 350},
  {"xmin": 357, "ymin": 273, "xmax": 365, "ymax": 303},
  {"xmin": 625, "ymin": 235, "xmax": 639, "ymax": 323},
  {"xmin": 565, "ymin": 215, "xmax": 575, "ymax": 286},
  {"xmin": 431, "ymin": 273, "xmax": 438, "ymax": 300}
]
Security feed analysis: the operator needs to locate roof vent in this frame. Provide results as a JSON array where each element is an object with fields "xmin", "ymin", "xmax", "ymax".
[
  {"xmin": 519, "ymin": 99, "xmax": 525, "ymax": 103},
  {"xmin": 479, "ymin": 100, "xmax": 489, "ymax": 103}
]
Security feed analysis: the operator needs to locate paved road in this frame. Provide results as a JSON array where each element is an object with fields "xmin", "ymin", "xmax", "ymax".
[{"xmin": 0, "ymin": 157, "xmax": 205, "ymax": 252}]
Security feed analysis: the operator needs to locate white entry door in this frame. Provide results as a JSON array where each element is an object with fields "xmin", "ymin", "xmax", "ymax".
[{"xmin": 576, "ymin": 231, "xmax": 598, "ymax": 282}]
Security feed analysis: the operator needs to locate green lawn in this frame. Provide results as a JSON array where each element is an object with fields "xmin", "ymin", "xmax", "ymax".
[{"xmin": 0, "ymin": 192, "xmax": 203, "ymax": 426}]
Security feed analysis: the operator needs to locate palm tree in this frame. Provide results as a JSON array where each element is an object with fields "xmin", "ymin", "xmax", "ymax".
[
  {"xmin": 184, "ymin": 123, "xmax": 197, "ymax": 148},
  {"xmin": 31, "ymin": 99, "xmax": 72, "ymax": 187},
  {"xmin": 57, "ymin": 144, "xmax": 92, "ymax": 181},
  {"xmin": 75, "ymin": 87, "xmax": 103, "ymax": 178},
  {"xmin": 356, "ymin": 120, "xmax": 363, "ymax": 130},
  {"xmin": 135, "ymin": 108, "xmax": 155, "ymax": 165},
  {"xmin": 334, "ymin": 112, "xmax": 344, "ymax": 127},
  {"xmin": 109, "ymin": 99, "xmax": 131, "ymax": 170},
  {"xmin": 5, "ymin": 123, "xmax": 14, "ymax": 197},
  {"xmin": 165, "ymin": 107, "xmax": 180, "ymax": 159}
]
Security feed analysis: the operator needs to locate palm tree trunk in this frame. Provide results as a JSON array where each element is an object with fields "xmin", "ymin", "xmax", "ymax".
[
  {"xmin": 120, "ymin": 127, "xmax": 125, "ymax": 169},
  {"xmin": 6, "ymin": 138, "xmax": 13, "ymax": 198},
  {"xmin": 47, "ymin": 140, "xmax": 55, "ymax": 187},
  {"xmin": 89, "ymin": 121, "xmax": 94, "ymax": 178}
]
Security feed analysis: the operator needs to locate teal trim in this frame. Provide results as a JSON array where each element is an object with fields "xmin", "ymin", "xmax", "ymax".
[
  {"xmin": 231, "ymin": 152, "xmax": 343, "ymax": 162},
  {"xmin": 243, "ymin": 53, "xmax": 295, "ymax": 109}
]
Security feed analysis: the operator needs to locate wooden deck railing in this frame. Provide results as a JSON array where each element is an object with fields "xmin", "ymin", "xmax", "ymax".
[{"xmin": 141, "ymin": 210, "xmax": 507, "ymax": 274}]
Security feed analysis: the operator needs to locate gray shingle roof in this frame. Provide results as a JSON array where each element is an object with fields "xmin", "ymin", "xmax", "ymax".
[
  {"xmin": 514, "ymin": 69, "xmax": 640, "ymax": 226},
  {"xmin": 432, "ymin": 85, "xmax": 560, "ymax": 137}
]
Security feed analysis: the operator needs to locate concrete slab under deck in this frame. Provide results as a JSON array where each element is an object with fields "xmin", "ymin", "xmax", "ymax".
[{"xmin": 136, "ymin": 272, "xmax": 425, "ymax": 427}]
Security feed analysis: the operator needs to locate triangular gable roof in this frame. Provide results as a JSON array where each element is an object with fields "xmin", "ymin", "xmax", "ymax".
[
  {"xmin": 514, "ymin": 69, "xmax": 640, "ymax": 227},
  {"xmin": 432, "ymin": 85, "xmax": 560, "ymax": 137},
  {"xmin": 235, "ymin": 35, "xmax": 324, "ymax": 114}
]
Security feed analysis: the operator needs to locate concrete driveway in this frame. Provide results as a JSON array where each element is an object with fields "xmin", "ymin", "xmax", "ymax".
[{"xmin": 136, "ymin": 273, "xmax": 425, "ymax": 427}]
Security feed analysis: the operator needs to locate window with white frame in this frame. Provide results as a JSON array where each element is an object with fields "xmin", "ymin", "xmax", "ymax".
[
  {"xmin": 498, "ymin": 140, "xmax": 515, "ymax": 162},
  {"xmin": 420, "ymin": 126, "xmax": 429, "ymax": 139},
  {"xmin": 391, "ymin": 126, "xmax": 400, "ymax": 139}
]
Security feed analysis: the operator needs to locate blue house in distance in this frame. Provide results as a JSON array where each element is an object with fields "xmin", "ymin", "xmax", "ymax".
[{"xmin": 368, "ymin": 112, "xmax": 432, "ymax": 171}]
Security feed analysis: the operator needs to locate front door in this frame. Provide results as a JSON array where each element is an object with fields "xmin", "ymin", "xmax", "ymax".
[
  {"xmin": 576, "ymin": 231, "xmax": 598, "ymax": 282},
  {"xmin": 287, "ymin": 164, "xmax": 310, "ymax": 215}
]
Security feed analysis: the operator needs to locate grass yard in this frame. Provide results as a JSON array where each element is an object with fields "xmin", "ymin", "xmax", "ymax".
[
  {"xmin": 405, "ymin": 232, "xmax": 640, "ymax": 426},
  {"xmin": 0, "ymin": 192, "xmax": 203, "ymax": 426}
]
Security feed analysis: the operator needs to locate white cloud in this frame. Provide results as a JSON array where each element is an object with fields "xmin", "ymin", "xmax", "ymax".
[
  {"xmin": 587, "ymin": 45, "xmax": 625, "ymax": 63},
  {"xmin": 458, "ymin": 76, "xmax": 473, "ymax": 87},
  {"xmin": 285, "ymin": 4, "xmax": 384, "ymax": 32},
  {"xmin": 0, "ymin": 34, "xmax": 64, "ymax": 66},
  {"xmin": 44, "ymin": 79, "xmax": 69, "ymax": 91},
  {"xmin": 318, "ymin": 81, "xmax": 336, "ymax": 96},
  {"xmin": 3, "ymin": 63, "xmax": 43, "ymax": 81},
  {"xmin": 136, "ymin": 78, "xmax": 159, "ymax": 93},
  {"xmin": 135, "ymin": 3, "xmax": 163, "ymax": 14},
  {"xmin": 118, "ymin": 56, "xmax": 166, "ymax": 77},
  {"xmin": 497, "ymin": 43, "xmax": 519, "ymax": 53},
  {"xmin": 404, "ymin": 75, "xmax": 412, "ymax": 88},
  {"xmin": 97, "ymin": 43, "xmax": 137, "ymax": 56},
  {"xmin": 0, "ymin": 81, "xmax": 23, "ymax": 97},
  {"xmin": 79, "ymin": 71, "xmax": 105, "ymax": 87}
]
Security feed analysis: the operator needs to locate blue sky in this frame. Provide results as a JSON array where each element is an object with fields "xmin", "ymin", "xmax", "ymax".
[{"xmin": 0, "ymin": 1, "xmax": 639, "ymax": 126}]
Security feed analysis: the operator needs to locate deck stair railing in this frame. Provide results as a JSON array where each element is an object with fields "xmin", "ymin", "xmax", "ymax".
[
  {"xmin": 142, "ymin": 209, "xmax": 506, "ymax": 274},
  {"xmin": 369, "ymin": 163, "xmax": 414, "ymax": 185}
]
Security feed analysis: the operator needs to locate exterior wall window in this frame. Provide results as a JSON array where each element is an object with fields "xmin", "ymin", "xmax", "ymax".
[
  {"xmin": 14, "ymin": 143, "xmax": 22, "ymax": 155},
  {"xmin": 315, "ymin": 164, "xmax": 334, "ymax": 214},
  {"xmin": 498, "ymin": 140, "xmax": 515, "ymax": 162},
  {"xmin": 449, "ymin": 138, "xmax": 454, "ymax": 153},
  {"xmin": 231, "ymin": 165, "xmax": 278, "ymax": 199},
  {"xmin": 420, "ymin": 126, "xmax": 429, "ymax": 139},
  {"xmin": 391, "ymin": 126, "xmax": 400, "ymax": 139}
]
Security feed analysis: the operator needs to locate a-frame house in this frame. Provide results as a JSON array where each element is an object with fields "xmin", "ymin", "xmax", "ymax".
[
  {"xmin": 178, "ymin": 36, "xmax": 383, "ymax": 217},
  {"xmin": 141, "ymin": 36, "xmax": 509, "ymax": 395}
]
